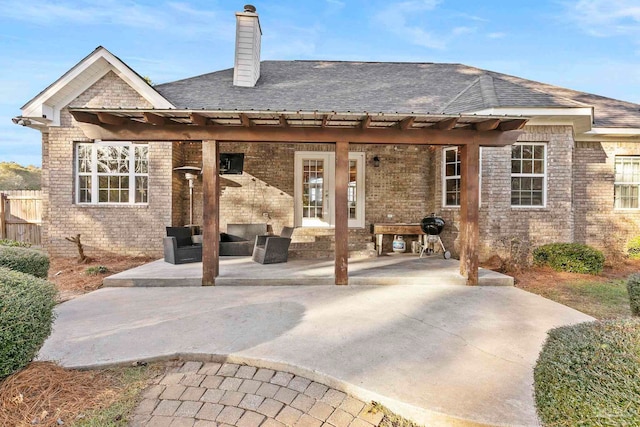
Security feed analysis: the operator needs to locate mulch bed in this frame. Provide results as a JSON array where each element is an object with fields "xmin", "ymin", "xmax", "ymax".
[
  {"xmin": 48, "ymin": 254, "xmax": 153, "ymax": 301},
  {"xmin": 0, "ymin": 362, "xmax": 120, "ymax": 426}
]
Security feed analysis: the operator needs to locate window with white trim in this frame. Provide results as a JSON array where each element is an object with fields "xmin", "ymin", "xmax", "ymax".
[
  {"xmin": 76, "ymin": 142, "xmax": 149, "ymax": 205},
  {"xmin": 442, "ymin": 147, "xmax": 483, "ymax": 207},
  {"xmin": 614, "ymin": 156, "xmax": 640, "ymax": 209},
  {"xmin": 443, "ymin": 147, "xmax": 461, "ymax": 206},
  {"xmin": 511, "ymin": 143, "xmax": 546, "ymax": 207}
]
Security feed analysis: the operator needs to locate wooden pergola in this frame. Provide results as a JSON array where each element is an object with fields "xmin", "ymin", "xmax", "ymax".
[{"xmin": 70, "ymin": 108, "xmax": 527, "ymax": 286}]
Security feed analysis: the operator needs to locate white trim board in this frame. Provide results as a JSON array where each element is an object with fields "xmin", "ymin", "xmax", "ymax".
[{"xmin": 21, "ymin": 47, "xmax": 173, "ymax": 126}]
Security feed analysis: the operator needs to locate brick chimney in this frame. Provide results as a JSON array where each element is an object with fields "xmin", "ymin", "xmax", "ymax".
[{"xmin": 233, "ymin": 4, "xmax": 262, "ymax": 87}]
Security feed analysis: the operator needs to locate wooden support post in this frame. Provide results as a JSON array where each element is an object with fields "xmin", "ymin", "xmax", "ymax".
[
  {"xmin": 0, "ymin": 193, "xmax": 5, "ymax": 239},
  {"xmin": 459, "ymin": 142, "xmax": 480, "ymax": 285},
  {"xmin": 202, "ymin": 140, "xmax": 220, "ymax": 286},
  {"xmin": 335, "ymin": 141, "xmax": 349, "ymax": 285}
]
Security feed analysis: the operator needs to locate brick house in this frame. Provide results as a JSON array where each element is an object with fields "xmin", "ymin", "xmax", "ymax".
[{"xmin": 14, "ymin": 6, "xmax": 640, "ymax": 285}]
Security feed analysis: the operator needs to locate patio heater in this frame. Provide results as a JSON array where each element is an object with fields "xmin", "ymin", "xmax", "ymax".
[{"xmin": 174, "ymin": 166, "xmax": 202, "ymax": 226}]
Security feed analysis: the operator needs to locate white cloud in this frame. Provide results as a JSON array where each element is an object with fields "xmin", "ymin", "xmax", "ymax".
[
  {"xmin": 487, "ymin": 32, "xmax": 506, "ymax": 39},
  {"xmin": 0, "ymin": 0, "xmax": 233, "ymax": 39},
  {"xmin": 372, "ymin": 0, "xmax": 446, "ymax": 49},
  {"xmin": 325, "ymin": 0, "xmax": 346, "ymax": 8},
  {"xmin": 371, "ymin": 1, "xmax": 485, "ymax": 50},
  {"xmin": 452, "ymin": 26, "xmax": 475, "ymax": 36},
  {"xmin": 566, "ymin": 0, "xmax": 640, "ymax": 37}
]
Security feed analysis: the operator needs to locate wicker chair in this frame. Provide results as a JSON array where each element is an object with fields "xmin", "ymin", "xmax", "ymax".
[
  {"xmin": 163, "ymin": 227, "xmax": 202, "ymax": 264},
  {"xmin": 252, "ymin": 227, "xmax": 295, "ymax": 264}
]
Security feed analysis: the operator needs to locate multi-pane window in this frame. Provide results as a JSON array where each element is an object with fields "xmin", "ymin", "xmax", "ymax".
[
  {"xmin": 511, "ymin": 143, "xmax": 546, "ymax": 207},
  {"xmin": 614, "ymin": 156, "xmax": 640, "ymax": 209},
  {"xmin": 76, "ymin": 142, "xmax": 149, "ymax": 204},
  {"xmin": 443, "ymin": 147, "xmax": 460, "ymax": 206},
  {"xmin": 302, "ymin": 159, "xmax": 324, "ymax": 220},
  {"xmin": 348, "ymin": 159, "xmax": 357, "ymax": 219}
]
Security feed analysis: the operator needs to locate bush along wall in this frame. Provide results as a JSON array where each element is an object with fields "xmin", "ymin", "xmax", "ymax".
[
  {"xmin": 532, "ymin": 243, "xmax": 604, "ymax": 274},
  {"xmin": 534, "ymin": 320, "xmax": 640, "ymax": 426},
  {"xmin": 627, "ymin": 236, "xmax": 640, "ymax": 260},
  {"xmin": 0, "ymin": 246, "xmax": 49, "ymax": 278},
  {"xmin": 0, "ymin": 267, "xmax": 57, "ymax": 379},
  {"xmin": 0, "ymin": 239, "xmax": 31, "ymax": 248},
  {"xmin": 628, "ymin": 274, "xmax": 640, "ymax": 316}
]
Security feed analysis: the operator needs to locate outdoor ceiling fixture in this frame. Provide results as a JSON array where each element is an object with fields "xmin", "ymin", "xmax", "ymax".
[{"xmin": 174, "ymin": 166, "xmax": 202, "ymax": 226}]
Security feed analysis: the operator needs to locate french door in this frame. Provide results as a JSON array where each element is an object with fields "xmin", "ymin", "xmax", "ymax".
[{"xmin": 294, "ymin": 151, "xmax": 365, "ymax": 228}]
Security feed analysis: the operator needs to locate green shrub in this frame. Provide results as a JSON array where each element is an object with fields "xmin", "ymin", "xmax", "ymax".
[
  {"xmin": 533, "ymin": 243, "xmax": 604, "ymax": 274},
  {"xmin": 0, "ymin": 246, "xmax": 49, "ymax": 278},
  {"xmin": 0, "ymin": 239, "xmax": 31, "ymax": 248},
  {"xmin": 628, "ymin": 274, "xmax": 640, "ymax": 316},
  {"xmin": 534, "ymin": 319, "xmax": 640, "ymax": 426},
  {"xmin": 0, "ymin": 267, "xmax": 57, "ymax": 379},
  {"xmin": 627, "ymin": 236, "xmax": 640, "ymax": 259},
  {"xmin": 86, "ymin": 265, "xmax": 109, "ymax": 275}
]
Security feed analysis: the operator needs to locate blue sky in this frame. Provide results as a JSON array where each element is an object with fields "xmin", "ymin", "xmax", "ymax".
[{"xmin": 1, "ymin": 0, "xmax": 639, "ymax": 166}]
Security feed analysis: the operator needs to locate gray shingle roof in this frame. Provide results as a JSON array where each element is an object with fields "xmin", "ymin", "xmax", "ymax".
[{"xmin": 155, "ymin": 60, "xmax": 640, "ymax": 128}]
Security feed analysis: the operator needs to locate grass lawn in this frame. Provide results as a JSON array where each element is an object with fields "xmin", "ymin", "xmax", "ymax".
[
  {"xmin": 512, "ymin": 260, "xmax": 640, "ymax": 319},
  {"xmin": 519, "ymin": 277, "xmax": 631, "ymax": 319}
]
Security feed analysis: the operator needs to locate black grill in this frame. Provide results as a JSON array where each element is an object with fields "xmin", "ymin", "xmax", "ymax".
[{"xmin": 421, "ymin": 214, "xmax": 445, "ymax": 235}]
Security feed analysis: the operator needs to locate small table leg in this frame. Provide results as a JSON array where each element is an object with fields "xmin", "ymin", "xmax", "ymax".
[{"xmin": 376, "ymin": 233, "xmax": 383, "ymax": 256}]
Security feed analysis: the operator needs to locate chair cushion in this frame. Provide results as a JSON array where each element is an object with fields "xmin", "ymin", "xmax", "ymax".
[
  {"xmin": 166, "ymin": 227, "xmax": 193, "ymax": 247},
  {"xmin": 227, "ymin": 224, "xmax": 268, "ymax": 241}
]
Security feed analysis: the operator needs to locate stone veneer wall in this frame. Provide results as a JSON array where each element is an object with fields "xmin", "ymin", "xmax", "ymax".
[
  {"xmin": 433, "ymin": 125, "xmax": 575, "ymax": 260},
  {"xmin": 574, "ymin": 141, "xmax": 640, "ymax": 257},
  {"xmin": 43, "ymin": 71, "xmax": 173, "ymax": 257}
]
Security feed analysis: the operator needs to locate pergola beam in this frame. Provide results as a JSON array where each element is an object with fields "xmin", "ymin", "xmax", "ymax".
[
  {"xmin": 398, "ymin": 116, "xmax": 415, "ymax": 130},
  {"xmin": 70, "ymin": 111, "xmax": 100, "ymax": 125},
  {"xmin": 498, "ymin": 119, "xmax": 528, "ymax": 131},
  {"xmin": 143, "ymin": 112, "xmax": 166, "ymax": 126},
  {"xmin": 239, "ymin": 113, "xmax": 253, "ymax": 127},
  {"xmin": 474, "ymin": 119, "xmax": 501, "ymax": 132},
  {"xmin": 436, "ymin": 117, "xmax": 459, "ymax": 130},
  {"xmin": 96, "ymin": 112, "xmax": 125, "ymax": 126},
  {"xmin": 190, "ymin": 113, "xmax": 209, "ymax": 126},
  {"xmin": 75, "ymin": 121, "xmax": 523, "ymax": 147}
]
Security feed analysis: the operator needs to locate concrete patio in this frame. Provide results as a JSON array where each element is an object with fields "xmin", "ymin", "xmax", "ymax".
[
  {"xmin": 39, "ymin": 285, "xmax": 592, "ymax": 426},
  {"xmin": 103, "ymin": 254, "xmax": 513, "ymax": 287}
]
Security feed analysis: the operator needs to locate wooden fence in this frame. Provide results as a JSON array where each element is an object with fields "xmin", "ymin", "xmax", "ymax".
[{"xmin": 0, "ymin": 190, "xmax": 42, "ymax": 245}]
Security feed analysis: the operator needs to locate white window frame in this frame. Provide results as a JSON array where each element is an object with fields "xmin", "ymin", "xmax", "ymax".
[
  {"xmin": 442, "ymin": 147, "xmax": 460, "ymax": 207},
  {"xmin": 441, "ymin": 146, "xmax": 482, "ymax": 208},
  {"xmin": 75, "ymin": 141, "xmax": 149, "ymax": 205},
  {"xmin": 510, "ymin": 142, "xmax": 547, "ymax": 208},
  {"xmin": 294, "ymin": 151, "xmax": 365, "ymax": 228},
  {"xmin": 614, "ymin": 156, "xmax": 640, "ymax": 210}
]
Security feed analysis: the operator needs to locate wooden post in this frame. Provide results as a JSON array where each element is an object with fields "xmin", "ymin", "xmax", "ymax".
[
  {"xmin": 459, "ymin": 142, "xmax": 480, "ymax": 285},
  {"xmin": 335, "ymin": 141, "xmax": 349, "ymax": 285},
  {"xmin": 202, "ymin": 140, "xmax": 220, "ymax": 286},
  {"xmin": 0, "ymin": 193, "xmax": 5, "ymax": 239}
]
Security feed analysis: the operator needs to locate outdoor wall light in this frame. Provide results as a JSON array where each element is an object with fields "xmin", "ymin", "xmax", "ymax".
[{"xmin": 373, "ymin": 156, "xmax": 380, "ymax": 167}]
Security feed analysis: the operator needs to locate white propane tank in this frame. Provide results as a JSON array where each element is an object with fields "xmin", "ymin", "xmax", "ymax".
[{"xmin": 392, "ymin": 235, "xmax": 406, "ymax": 253}]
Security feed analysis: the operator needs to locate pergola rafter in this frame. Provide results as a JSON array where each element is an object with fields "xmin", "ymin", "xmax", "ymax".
[{"xmin": 68, "ymin": 107, "xmax": 529, "ymax": 286}]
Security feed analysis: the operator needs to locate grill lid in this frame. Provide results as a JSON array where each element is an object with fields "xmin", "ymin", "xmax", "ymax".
[{"xmin": 421, "ymin": 213, "xmax": 445, "ymax": 235}]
